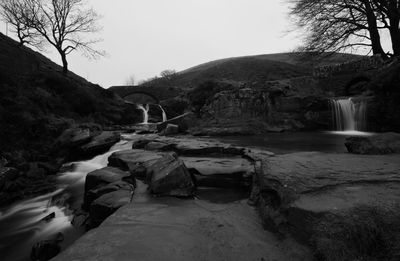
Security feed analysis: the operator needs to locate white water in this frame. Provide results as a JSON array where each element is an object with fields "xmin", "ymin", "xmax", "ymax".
[
  {"xmin": 159, "ymin": 105, "xmax": 168, "ymax": 122},
  {"xmin": 330, "ymin": 98, "xmax": 368, "ymax": 132},
  {"xmin": 0, "ymin": 140, "xmax": 133, "ymax": 261},
  {"xmin": 137, "ymin": 104, "xmax": 150, "ymax": 124}
]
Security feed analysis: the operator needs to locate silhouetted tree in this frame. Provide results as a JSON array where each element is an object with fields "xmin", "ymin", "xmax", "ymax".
[
  {"xmin": 0, "ymin": 0, "xmax": 104, "ymax": 73},
  {"xmin": 289, "ymin": 0, "xmax": 400, "ymax": 57},
  {"xmin": 0, "ymin": 0, "xmax": 43, "ymax": 47}
]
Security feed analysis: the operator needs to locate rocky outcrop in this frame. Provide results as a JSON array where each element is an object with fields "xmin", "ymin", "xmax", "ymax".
[
  {"xmin": 56, "ymin": 128, "xmax": 121, "ymax": 161},
  {"xmin": 83, "ymin": 167, "xmax": 135, "ymax": 227},
  {"xmin": 252, "ymin": 151, "xmax": 400, "ymax": 256},
  {"xmin": 345, "ymin": 132, "xmax": 400, "ymax": 154},
  {"xmin": 197, "ymin": 80, "xmax": 331, "ymax": 133},
  {"xmin": 108, "ymin": 149, "xmax": 195, "ymax": 197}
]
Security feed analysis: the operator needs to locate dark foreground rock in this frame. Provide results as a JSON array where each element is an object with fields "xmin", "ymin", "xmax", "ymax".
[
  {"xmin": 253, "ymin": 151, "xmax": 400, "ymax": 260},
  {"xmin": 31, "ymin": 233, "xmax": 64, "ymax": 261},
  {"xmin": 109, "ymin": 149, "xmax": 195, "ymax": 197},
  {"xmin": 345, "ymin": 132, "xmax": 400, "ymax": 154}
]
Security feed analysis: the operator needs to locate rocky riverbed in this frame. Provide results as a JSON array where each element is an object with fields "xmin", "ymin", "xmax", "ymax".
[
  {"xmin": 54, "ymin": 131, "xmax": 400, "ymax": 261},
  {"xmin": 2, "ymin": 130, "xmax": 400, "ymax": 261}
]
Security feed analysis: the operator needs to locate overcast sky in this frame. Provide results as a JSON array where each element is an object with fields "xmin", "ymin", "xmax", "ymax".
[{"xmin": 1, "ymin": 0, "xmax": 299, "ymax": 88}]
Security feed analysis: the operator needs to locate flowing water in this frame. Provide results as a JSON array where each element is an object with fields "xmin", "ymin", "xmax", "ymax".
[
  {"xmin": 136, "ymin": 104, "xmax": 150, "ymax": 124},
  {"xmin": 0, "ymin": 140, "xmax": 132, "ymax": 261},
  {"xmin": 158, "ymin": 105, "xmax": 167, "ymax": 122},
  {"xmin": 330, "ymin": 98, "xmax": 368, "ymax": 133}
]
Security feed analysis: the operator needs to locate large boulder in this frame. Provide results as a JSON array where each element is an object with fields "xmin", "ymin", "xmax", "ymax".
[
  {"xmin": 108, "ymin": 149, "xmax": 165, "ymax": 173},
  {"xmin": 89, "ymin": 189, "xmax": 133, "ymax": 228},
  {"xmin": 147, "ymin": 154, "xmax": 195, "ymax": 197},
  {"xmin": 84, "ymin": 167, "xmax": 133, "ymax": 207},
  {"xmin": 345, "ymin": 132, "xmax": 400, "ymax": 154},
  {"xmin": 181, "ymin": 157, "xmax": 254, "ymax": 188},
  {"xmin": 84, "ymin": 181, "xmax": 133, "ymax": 210},
  {"xmin": 78, "ymin": 131, "xmax": 120, "ymax": 159}
]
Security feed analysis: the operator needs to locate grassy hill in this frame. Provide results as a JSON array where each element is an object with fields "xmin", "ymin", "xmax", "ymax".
[
  {"xmin": 0, "ymin": 33, "xmax": 135, "ymax": 156},
  {"xmin": 145, "ymin": 52, "xmax": 363, "ymax": 90}
]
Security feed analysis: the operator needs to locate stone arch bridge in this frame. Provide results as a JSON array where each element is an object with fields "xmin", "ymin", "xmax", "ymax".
[{"xmin": 109, "ymin": 85, "xmax": 181, "ymax": 104}]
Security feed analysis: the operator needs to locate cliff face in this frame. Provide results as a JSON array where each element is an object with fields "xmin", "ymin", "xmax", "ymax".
[{"xmin": 199, "ymin": 78, "xmax": 331, "ymax": 132}]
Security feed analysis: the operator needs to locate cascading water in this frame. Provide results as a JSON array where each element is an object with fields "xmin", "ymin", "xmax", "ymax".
[
  {"xmin": 330, "ymin": 97, "xmax": 368, "ymax": 133},
  {"xmin": 0, "ymin": 141, "xmax": 132, "ymax": 261},
  {"xmin": 159, "ymin": 105, "xmax": 167, "ymax": 122},
  {"xmin": 137, "ymin": 104, "xmax": 149, "ymax": 124}
]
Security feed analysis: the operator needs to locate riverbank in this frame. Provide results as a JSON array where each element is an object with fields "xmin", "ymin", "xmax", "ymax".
[{"xmin": 52, "ymin": 132, "xmax": 400, "ymax": 261}]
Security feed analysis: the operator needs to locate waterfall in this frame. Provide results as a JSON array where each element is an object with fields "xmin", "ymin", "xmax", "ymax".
[
  {"xmin": 137, "ymin": 104, "xmax": 149, "ymax": 124},
  {"xmin": 159, "ymin": 105, "xmax": 167, "ymax": 122},
  {"xmin": 330, "ymin": 98, "xmax": 367, "ymax": 131}
]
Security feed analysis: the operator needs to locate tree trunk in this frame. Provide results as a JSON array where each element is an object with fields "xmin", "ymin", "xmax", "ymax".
[
  {"xmin": 387, "ymin": 3, "xmax": 400, "ymax": 57},
  {"xmin": 60, "ymin": 51, "xmax": 68, "ymax": 74},
  {"xmin": 389, "ymin": 25, "xmax": 400, "ymax": 56},
  {"xmin": 363, "ymin": 0, "xmax": 387, "ymax": 57}
]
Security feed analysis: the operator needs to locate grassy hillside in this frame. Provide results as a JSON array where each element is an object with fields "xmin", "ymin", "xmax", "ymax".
[
  {"xmin": 0, "ymin": 33, "xmax": 135, "ymax": 156},
  {"xmin": 145, "ymin": 52, "xmax": 363, "ymax": 90}
]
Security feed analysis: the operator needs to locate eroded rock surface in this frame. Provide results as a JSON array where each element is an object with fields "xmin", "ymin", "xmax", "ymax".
[{"xmin": 255, "ymin": 152, "xmax": 400, "ymax": 244}]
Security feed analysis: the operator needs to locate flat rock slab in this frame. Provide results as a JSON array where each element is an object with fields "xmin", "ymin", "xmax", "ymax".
[
  {"xmin": 257, "ymin": 152, "xmax": 400, "ymax": 243},
  {"xmin": 108, "ymin": 149, "xmax": 166, "ymax": 172},
  {"xmin": 181, "ymin": 157, "xmax": 254, "ymax": 176},
  {"xmin": 129, "ymin": 134, "xmax": 247, "ymax": 156},
  {"xmin": 54, "ymin": 199, "xmax": 311, "ymax": 261},
  {"xmin": 263, "ymin": 152, "xmax": 400, "ymax": 197},
  {"xmin": 181, "ymin": 156, "xmax": 254, "ymax": 188}
]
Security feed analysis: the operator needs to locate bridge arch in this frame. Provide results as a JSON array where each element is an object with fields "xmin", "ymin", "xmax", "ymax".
[
  {"xmin": 122, "ymin": 91, "xmax": 160, "ymax": 104},
  {"xmin": 345, "ymin": 76, "xmax": 371, "ymax": 96}
]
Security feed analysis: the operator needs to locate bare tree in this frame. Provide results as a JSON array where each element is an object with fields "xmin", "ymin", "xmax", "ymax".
[
  {"xmin": 0, "ymin": 0, "xmax": 43, "ymax": 47},
  {"xmin": 373, "ymin": 0, "xmax": 400, "ymax": 56},
  {"xmin": 160, "ymin": 69, "xmax": 177, "ymax": 80},
  {"xmin": 125, "ymin": 74, "xmax": 135, "ymax": 86},
  {"xmin": 1, "ymin": 0, "xmax": 104, "ymax": 74},
  {"xmin": 288, "ymin": 0, "xmax": 400, "ymax": 58}
]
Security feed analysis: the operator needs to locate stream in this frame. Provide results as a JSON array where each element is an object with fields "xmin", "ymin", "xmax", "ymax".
[{"xmin": 0, "ymin": 140, "xmax": 132, "ymax": 261}]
